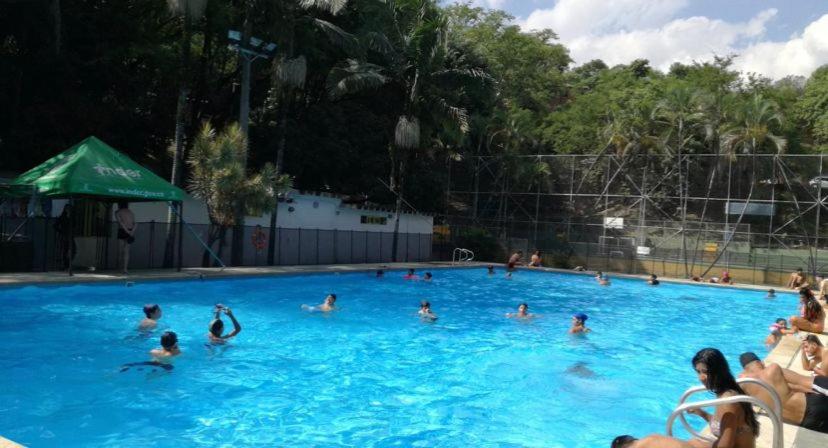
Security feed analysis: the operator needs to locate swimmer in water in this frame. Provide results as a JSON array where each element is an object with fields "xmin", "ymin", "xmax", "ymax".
[
  {"xmin": 423, "ymin": 272, "xmax": 433, "ymax": 282},
  {"xmin": 376, "ymin": 269, "xmax": 384, "ymax": 278},
  {"xmin": 302, "ymin": 294, "xmax": 337, "ymax": 312},
  {"xmin": 764, "ymin": 318, "xmax": 794, "ymax": 347},
  {"xmin": 207, "ymin": 304, "xmax": 242, "ymax": 344},
  {"xmin": 569, "ymin": 313, "xmax": 591, "ymax": 334},
  {"xmin": 403, "ymin": 269, "xmax": 419, "ymax": 280},
  {"xmin": 150, "ymin": 331, "xmax": 181, "ymax": 361},
  {"xmin": 647, "ymin": 274, "xmax": 659, "ymax": 286},
  {"xmin": 505, "ymin": 272, "xmax": 512, "ymax": 280},
  {"xmin": 506, "ymin": 303, "xmax": 533, "ymax": 319},
  {"xmin": 766, "ymin": 288, "xmax": 776, "ymax": 299},
  {"xmin": 139, "ymin": 303, "xmax": 162, "ymax": 330},
  {"xmin": 598, "ymin": 275, "xmax": 611, "ymax": 286},
  {"xmin": 487, "ymin": 265, "xmax": 495, "ymax": 275},
  {"xmin": 418, "ymin": 301, "xmax": 437, "ymax": 321}
]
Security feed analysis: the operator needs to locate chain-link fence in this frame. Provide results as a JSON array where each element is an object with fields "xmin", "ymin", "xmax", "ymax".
[{"xmin": 0, "ymin": 216, "xmax": 432, "ymax": 272}]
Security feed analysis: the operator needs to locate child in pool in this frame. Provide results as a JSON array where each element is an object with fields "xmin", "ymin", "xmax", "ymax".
[
  {"xmin": 764, "ymin": 318, "xmax": 794, "ymax": 346},
  {"xmin": 569, "ymin": 313, "xmax": 591, "ymax": 334},
  {"xmin": 302, "ymin": 294, "xmax": 337, "ymax": 313},
  {"xmin": 139, "ymin": 304, "xmax": 162, "ymax": 331},
  {"xmin": 418, "ymin": 301, "xmax": 437, "ymax": 321}
]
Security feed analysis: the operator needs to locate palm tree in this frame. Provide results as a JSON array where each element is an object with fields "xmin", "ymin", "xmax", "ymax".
[
  {"xmin": 700, "ymin": 94, "xmax": 786, "ymax": 277},
  {"xmin": 326, "ymin": 0, "xmax": 489, "ymax": 261},
  {"xmin": 188, "ymin": 123, "xmax": 291, "ymax": 266},
  {"xmin": 263, "ymin": 0, "xmax": 357, "ymax": 265},
  {"xmin": 653, "ymin": 85, "xmax": 705, "ymax": 277},
  {"xmin": 163, "ymin": 0, "xmax": 208, "ymax": 268}
]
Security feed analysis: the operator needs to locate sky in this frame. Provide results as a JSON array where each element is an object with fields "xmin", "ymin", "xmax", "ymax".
[{"xmin": 446, "ymin": 0, "xmax": 828, "ymax": 79}]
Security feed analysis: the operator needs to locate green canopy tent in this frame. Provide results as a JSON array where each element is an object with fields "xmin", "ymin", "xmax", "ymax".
[{"xmin": 9, "ymin": 136, "xmax": 187, "ymax": 274}]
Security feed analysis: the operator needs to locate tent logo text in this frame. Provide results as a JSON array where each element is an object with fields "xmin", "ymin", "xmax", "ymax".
[{"xmin": 93, "ymin": 164, "xmax": 142, "ymax": 179}]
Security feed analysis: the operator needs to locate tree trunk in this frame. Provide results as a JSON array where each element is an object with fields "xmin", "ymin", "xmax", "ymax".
[
  {"xmin": 164, "ymin": 7, "xmax": 193, "ymax": 268},
  {"xmin": 390, "ymin": 151, "xmax": 405, "ymax": 262},
  {"xmin": 202, "ymin": 223, "xmax": 220, "ymax": 267},
  {"xmin": 216, "ymin": 225, "xmax": 228, "ymax": 267},
  {"xmin": 701, "ymin": 152, "xmax": 757, "ymax": 278},
  {"xmin": 49, "ymin": 0, "xmax": 61, "ymax": 55},
  {"xmin": 268, "ymin": 21, "xmax": 296, "ymax": 265}
]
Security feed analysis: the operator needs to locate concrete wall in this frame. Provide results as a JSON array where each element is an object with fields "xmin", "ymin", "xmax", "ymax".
[{"xmin": 120, "ymin": 191, "xmax": 433, "ymax": 234}]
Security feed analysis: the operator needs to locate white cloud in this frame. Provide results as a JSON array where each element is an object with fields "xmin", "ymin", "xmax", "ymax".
[
  {"xmin": 518, "ymin": 0, "xmax": 828, "ymax": 78},
  {"xmin": 736, "ymin": 14, "xmax": 828, "ymax": 79},
  {"xmin": 523, "ymin": 0, "xmax": 688, "ymax": 40},
  {"xmin": 458, "ymin": 0, "xmax": 507, "ymax": 9}
]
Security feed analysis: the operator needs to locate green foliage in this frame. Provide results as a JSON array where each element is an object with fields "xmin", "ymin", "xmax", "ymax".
[
  {"xmin": 454, "ymin": 227, "xmax": 502, "ymax": 262},
  {"xmin": 0, "ymin": 0, "xmax": 826, "ymax": 226},
  {"xmin": 188, "ymin": 123, "xmax": 291, "ymax": 226}
]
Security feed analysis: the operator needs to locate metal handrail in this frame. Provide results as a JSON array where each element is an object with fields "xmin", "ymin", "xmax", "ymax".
[
  {"xmin": 668, "ymin": 379, "xmax": 783, "ymax": 448},
  {"xmin": 451, "ymin": 248, "xmax": 475, "ymax": 264}
]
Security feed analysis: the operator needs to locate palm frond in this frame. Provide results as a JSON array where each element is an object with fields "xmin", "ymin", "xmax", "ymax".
[
  {"xmin": 326, "ymin": 59, "xmax": 388, "ymax": 98},
  {"xmin": 274, "ymin": 56, "xmax": 307, "ymax": 89},
  {"xmin": 313, "ymin": 19, "xmax": 360, "ymax": 54},
  {"xmin": 299, "ymin": 0, "xmax": 349, "ymax": 15}
]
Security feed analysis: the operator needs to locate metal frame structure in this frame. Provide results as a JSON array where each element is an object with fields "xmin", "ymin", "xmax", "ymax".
[{"xmin": 445, "ymin": 152, "xmax": 828, "ymax": 277}]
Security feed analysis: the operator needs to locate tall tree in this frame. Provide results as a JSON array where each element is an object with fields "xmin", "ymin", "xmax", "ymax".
[
  {"xmin": 188, "ymin": 122, "xmax": 290, "ymax": 266},
  {"xmin": 701, "ymin": 95, "xmax": 786, "ymax": 277},
  {"xmin": 164, "ymin": 0, "xmax": 208, "ymax": 267},
  {"xmin": 327, "ymin": 0, "xmax": 488, "ymax": 261}
]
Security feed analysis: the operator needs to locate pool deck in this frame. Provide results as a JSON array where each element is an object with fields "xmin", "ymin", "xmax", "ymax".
[{"xmin": 0, "ymin": 263, "xmax": 826, "ymax": 446}]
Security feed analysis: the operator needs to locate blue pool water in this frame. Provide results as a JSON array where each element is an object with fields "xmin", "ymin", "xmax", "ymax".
[{"xmin": 0, "ymin": 269, "xmax": 795, "ymax": 447}]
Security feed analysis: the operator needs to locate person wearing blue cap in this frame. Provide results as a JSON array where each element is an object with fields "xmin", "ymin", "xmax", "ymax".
[{"xmin": 569, "ymin": 313, "xmax": 590, "ymax": 334}]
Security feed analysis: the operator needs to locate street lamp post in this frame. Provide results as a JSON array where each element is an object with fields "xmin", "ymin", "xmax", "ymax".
[{"xmin": 227, "ymin": 30, "xmax": 276, "ymax": 266}]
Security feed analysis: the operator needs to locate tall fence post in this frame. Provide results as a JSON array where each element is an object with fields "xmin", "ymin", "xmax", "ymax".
[
  {"xmin": 149, "ymin": 220, "xmax": 155, "ymax": 269},
  {"xmin": 316, "ymin": 228, "xmax": 320, "ymax": 265}
]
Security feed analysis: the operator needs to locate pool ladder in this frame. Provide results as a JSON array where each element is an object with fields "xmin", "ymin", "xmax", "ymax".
[
  {"xmin": 452, "ymin": 248, "xmax": 475, "ymax": 264},
  {"xmin": 666, "ymin": 378, "xmax": 783, "ymax": 448}
]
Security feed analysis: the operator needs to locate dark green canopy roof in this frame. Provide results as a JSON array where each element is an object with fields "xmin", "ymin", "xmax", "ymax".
[{"xmin": 10, "ymin": 136, "xmax": 186, "ymax": 201}]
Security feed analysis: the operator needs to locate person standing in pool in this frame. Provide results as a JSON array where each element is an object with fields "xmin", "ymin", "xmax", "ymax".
[
  {"xmin": 302, "ymin": 294, "xmax": 337, "ymax": 312},
  {"xmin": 139, "ymin": 304, "xmax": 162, "ymax": 331},
  {"xmin": 423, "ymin": 272, "xmax": 433, "ymax": 282},
  {"xmin": 569, "ymin": 313, "xmax": 590, "ymax": 334},
  {"xmin": 418, "ymin": 301, "xmax": 437, "ymax": 321},
  {"xmin": 647, "ymin": 274, "xmax": 659, "ymax": 285},
  {"xmin": 506, "ymin": 303, "xmax": 533, "ymax": 319},
  {"xmin": 208, "ymin": 304, "xmax": 242, "ymax": 344},
  {"xmin": 403, "ymin": 269, "xmax": 419, "ymax": 280},
  {"xmin": 150, "ymin": 331, "xmax": 181, "ymax": 362},
  {"xmin": 487, "ymin": 265, "xmax": 495, "ymax": 275}
]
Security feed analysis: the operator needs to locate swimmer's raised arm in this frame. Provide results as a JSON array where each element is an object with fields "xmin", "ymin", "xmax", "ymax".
[{"xmin": 222, "ymin": 308, "xmax": 242, "ymax": 338}]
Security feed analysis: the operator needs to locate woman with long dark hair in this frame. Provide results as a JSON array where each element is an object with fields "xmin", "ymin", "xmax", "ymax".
[
  {"xmin": 611, "ymin": 348, "xmax": 758, "ymax": 448},
  {"xmin": 791, "ymin": 288, "xmax": 826, "ymax": 333}
]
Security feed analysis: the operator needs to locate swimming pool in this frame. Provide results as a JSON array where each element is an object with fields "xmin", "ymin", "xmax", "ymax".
[{"xmin": 0, "ymin": 269, "xmax": 793, "ymax": 447}]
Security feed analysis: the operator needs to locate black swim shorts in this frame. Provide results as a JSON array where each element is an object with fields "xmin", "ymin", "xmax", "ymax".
[
  {"xmin": 801, "ymin": 376, "xmax": 828, "ymax": 433},
  {"xmin": 118, "ymin": 228, "xmax": 135, "ymax": 244}
]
